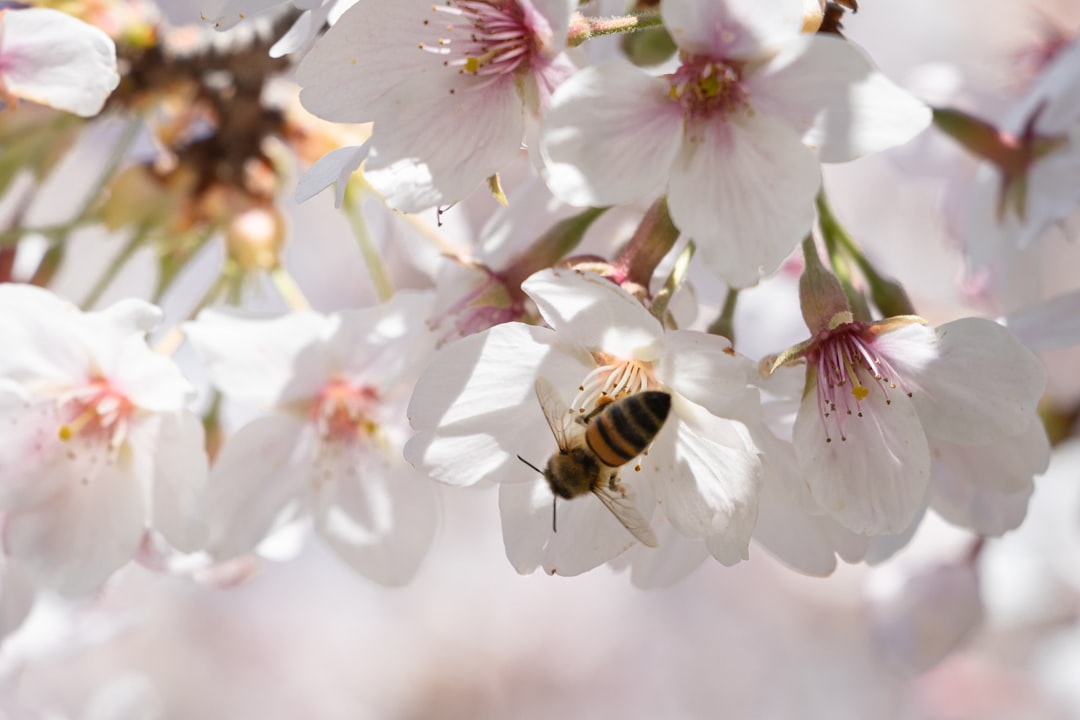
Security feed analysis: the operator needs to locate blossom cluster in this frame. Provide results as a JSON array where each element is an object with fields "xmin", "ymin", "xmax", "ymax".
[{"xmin": 0, "ymin": 0, "xmax": 1078, "ymax": 680}]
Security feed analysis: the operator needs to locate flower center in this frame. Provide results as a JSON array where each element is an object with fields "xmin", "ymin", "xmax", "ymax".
[
  {"xmin": 428, "ymin": 265, "xmax": 524, "ymax": 346},
  {"xmin": 58, "ymin": 378, "xmax": 134, "ymax": 449},
  {"xmin": 421, "ymin": 1, "xmax": 534, "ymax": 86},
  {"xmin": 808, "ymin": 325, "xmax": 913, "ymax": 443},
  {"xmin": 668, "ymin": 54, "xmax": 749, "ymax": 126},
  {"xmin": 572, "ymin": 355, "xmax": 655, "ymax": 415},
  {"xmin": 312, "ymin": 379, "xmax": 380, "ymax": 443}
]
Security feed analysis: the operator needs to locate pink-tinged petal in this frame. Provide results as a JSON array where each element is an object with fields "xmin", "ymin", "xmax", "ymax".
[
  {"xmin": 525, "ymin": 49, "xmax": 576, "ymax": 114},
  {"xmin": 204, "ymin": 415, "xmax": 310, "ymax": 560},
  {"xmin": 793, "ymin": 374, "xmax": 930, "ymax": 534},
  {"xmin": 614, "ymin": 521, "xmax": 709, "ymax": 588},
  {"xmin": 521, "ymin": 0, "xmax": 575, "ymax": 53},
  {"xmin": 363, "ymin": 77, "xmax": 524, "ymax": 212},
  {"xmin": 296, "ymin": 0, "xmax": 436, "ymax": 122},
  {"xmin": 1003, "ymin": 290, "xmax": 1080, "ymax": 352},
  {"xmin": 313, "ymin": 445, "xmax": 437, "ymax": 586},
  {"xmin": 0, "ymin": 386, "xmax": 88, "ymax": 510},
  {"xmin": 522, "ymin": 268, "xmax": 663, "ymax": 358},
  {"xmin": 662, "ymin": 0, "xmax": 803, "ymax": 58},
  {"xmin": 5, "ymin": 450, "xmax": 145, "ymax": 596},
  {"xmin": 1018, "ymin": 132, "xmax": 1080, "ymax": 248},
  {"xmin": 648, "ymin": 398, "xmax": 761, "ymax": 550},
  {"xmin": 0, "ymin": 559, "xmax": 35, "ymax": 640},
  {"xmin": 0, "ymin": 8, "xmax": 119, "ymax": 117},
  {"xmin": 499, "ymin": 476, "xmax": 647, "ymax": 576},
  {"xmin": 879, "ymin": 319, "xmax": 1046, "ymax": 445},
  {"xmin": 542, "ymin": 63, "xmax": 683, "ymax": 207},
  {"xmin": 668, "ymin": 114, "xmax": 819, "ymax": 287},
  {"xmin": 753, "ymin": 35, "xmax": 931, "ymax": 162},
  {"xmin": 138, "ymin": 412, "xmax": 209, "ymax": 552},
  {"xmin": 929, "ymin": 422, "xmax": 1048, "ymax": 536},
  {"xmin": 184, "ymin": 309, "xmax": 331, "ymax": 407},
  {"xmin": 97, "ymin": 337, "xmax": 191, "ymax": 413},
  {"xmin": 295, "ymin": 142, "xmax": 370, "ymax": 206},
  {"xmin": 751, "ymin": 448, "xmax": 868, "ymax": 576},
  {"xmin": 406, "ymin": 324, "xmax": 592, "ymax": 487},
  {"xmin": 655, "ymin": 329, "xmax": 757, "ymax": 419}
]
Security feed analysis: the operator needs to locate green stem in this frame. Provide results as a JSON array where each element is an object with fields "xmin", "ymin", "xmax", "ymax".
[
  {"xmin": 707, "ymin": 287, "xmax": 739, "ymax": 341},
  {"xmin": 650, "ymin": 239, "xmax": 695, "ymax": 326},
  {"xmin": 612, "ymin": 196, "xmax": 680, "ymax": 290},
  {"xmin": 81, "ymin": 224, "xmax": 149, "ymax": 309},
  {"xmin": 567, "ymin": 10, "xmax": 664, "ymax": 46},
  {"xmin": 814, "ymin": 192, "xmax": 870, "ymax": 321},
  {"xmin": 343, "ymin": 185, "xmax": 394, "ymax": 302}
]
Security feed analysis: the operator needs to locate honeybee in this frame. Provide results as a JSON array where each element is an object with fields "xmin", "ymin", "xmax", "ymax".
[{"xmin": 518, "ymin": 377, "xmax": 670, "ymax": 548}]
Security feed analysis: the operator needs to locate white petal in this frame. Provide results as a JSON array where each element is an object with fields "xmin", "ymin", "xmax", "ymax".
[
  {"xmin": 0, "ymin": 560, "xmax": 36, "ymax": 641},
  {"xmin": 648, "ymin": 398, "xmax": 761, "ymax": 548},
  {"xmin": 313, "ymin": 445, "xmax": 438, "ymax": 586},
  {"xmin": 751, "ymin": 451, "xmax": 868, "ymax": 576},
  {"xmin": 793, "ymin": 373, "xmax": 931, "ymax": 534},
  {"xmin": 0, "ymin": 8, "xmax": 119, "ymax": 117},
  {"xmin": 297, "ymin": 0, "xmax": 441, "ymax": 122},
  {"xmin": 205, "ymin": 415, "xmax": 310, "ymax": 560},
  {"xmin": 662, "ymin": 0, "xmax": 803, "ymax": 58},
  {"xmin": 5, "ymin": 450, "xmax": 146, "ymax": 596},
  {"xmin": 363, "ymin": 76, "xmax": 524, "ymax": 212},
  {"xmin": 541, "ymin": 62, "xmax": 683, "ymax": 207},
  {"xmin": 929, "ymin": 422, "xmax": 1049, "ymax": 536},
  {"xmin": 667, "ymin": 114, "xmax": 819, "ymax": 287},
  {"xmin": 880, "ymin": 319, "xmax": 1046, "ymax": 444},
  {"xmin": 1003, "ymin": 290, "xmax": 1080, "ymax": 352},
  {"xmin": 139, "ymin": 412, "xmax": 209, "ymax": 552},
  {"xmin": 656, "ymin": 329, "xmax": 758, "ymax": 419},
  {"xmin": 202, "ymin": 0, "xmax": 288, "ymax": 30},
  {"xmin": 96, "ymin": 336, "xmax": 191, "ymax": 413},
  {"xmin": 498, "ymin": 476, "xmax": 647, "ymax": 576},
  {"xmin": 753, "ymin": 34, "xmax": 931, "ymax": 162},
  {"xmin": 523, "ymin": 0, "xmax": 575, "ymax": 53},
  {"xmin": 329, "ymin": 290, "xmax": 435, "ymax": 387},
  {"xmin": 184, "ymin": 309, "xmax": 331, "ymax": 407},
  {"xmin": 617, "ymin": 521, "xmax": 709, "ymax": 588},
  {"xmin": 523, "ymin": 268, "xmax": 663, "ymax": 358},
  {"xmin": 295, "ymin": 143, "xmax": 370, "ymax": 206},
  {"xmin": 405, "ymin": 324, "xmax": 591, "ymax": 487}
]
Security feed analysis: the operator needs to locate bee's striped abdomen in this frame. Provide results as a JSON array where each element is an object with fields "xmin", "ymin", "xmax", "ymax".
[{"xmin": 585, "ymin": 391, "xmax": 671, "ymax": 467}]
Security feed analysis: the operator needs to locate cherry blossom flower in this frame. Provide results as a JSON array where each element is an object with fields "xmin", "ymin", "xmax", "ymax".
[
  {"xmin": 0, "ymin": 285, "xmax": 207, "ymax": 596},
  {"xmin": 0, "ymin": 7, "xmax": 119, "ymax": 117},
  {"xmin": 541, "ymin": 0, "xmax": 930, "ymax": 287},
  {"xmin": 774, "ymin": 310, "xmax": 1047, "ymax": 535},
  {"xmin": 183, "ymin": 292, "xmax": 439, "ymax": 586},
  {"xmin": 296, "ymin": 0, "xmax": 577, "ymax": 212},
  {"xmin": 406, "ymin": 268, "xmax": 762, "ymax": 575}
]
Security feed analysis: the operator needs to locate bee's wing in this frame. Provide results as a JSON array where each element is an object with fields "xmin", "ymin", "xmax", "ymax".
[
  {"xmin": 592, "ymin": 482, "xmax": 659, "ymax": 548},
  {"xmin": 534, "ymin": 377, "xmax": 574, "ymax": 451}
]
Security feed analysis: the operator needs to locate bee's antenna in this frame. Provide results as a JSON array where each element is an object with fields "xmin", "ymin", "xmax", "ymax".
[
  {"xmin": 552, "ymin": 496, "xmax": 558, "ymax": 534},
  {"xmin": 516, "ymin": 455, "xmax": 543, "ymax": 475}
]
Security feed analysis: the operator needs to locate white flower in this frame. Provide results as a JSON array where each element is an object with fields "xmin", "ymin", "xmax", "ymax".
[
  {"xmin": 0, "ymin": 285, "xmax": 207, "ymax": 596},
  {"xmin": 777, "ymin": 312, "xmax": 1047, "ymax": 535},
  {"xmin": 184, "ymin": 292, "xmax": 439, "ymax": 586},
  {"xmin": 0, "ymin": 7, "xmax": 119, "ymax": 117},
  {"xmin": 296, "ymin": 0, "xmax": 577, "ymax": 212},
  {"xmin": 406, "ymin": 268, "xmax": 762, "ymax": 575},
  {"xmin": 541, "ymin": 0, "xmax": 930, "ymax": 287}
]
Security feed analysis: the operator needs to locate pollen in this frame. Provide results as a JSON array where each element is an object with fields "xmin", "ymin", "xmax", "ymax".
[
  {"xmin": 423, "ymin": 1, "xmax": 534, "ymax": 83},
  {"xmin": 572, "ymin": 356, "xmax": 655, "ymax": 415}
]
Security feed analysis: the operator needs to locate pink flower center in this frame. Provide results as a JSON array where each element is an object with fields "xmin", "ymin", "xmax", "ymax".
[
  {"xmin": 58, "ymin": 378, "xmax": 134, "ymax": 449},
  {"xmin": 668, "ymin": 54, "xmax": 749, "ymax": 126},
  {"xmin": 428, "ymin": 266, "xmax": 524, "ymax": 346},
  {"xmin": 421, "ymin": 1, "xmax": 535, "ymax": 86},
  {"xmin": 312, "ymin": 379, "xmax": 380, "ymax": 442},
  {"xmin": 807, "ymin": 324, "xmax": 912, "ymax": 443}
]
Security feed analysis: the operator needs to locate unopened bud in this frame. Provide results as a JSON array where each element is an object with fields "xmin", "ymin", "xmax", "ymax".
[
  {"xmin": 225, "ymin": 206, "xmax": 285, "ymax": 272},
  {"xmin": 798, "ymin": 240, "xmax": 850, "ymax": 333}
]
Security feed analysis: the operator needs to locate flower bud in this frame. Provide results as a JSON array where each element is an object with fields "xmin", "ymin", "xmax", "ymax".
[{"xmin": 225, "ymin": 205, "xmax": 285, "ymax": 272}]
